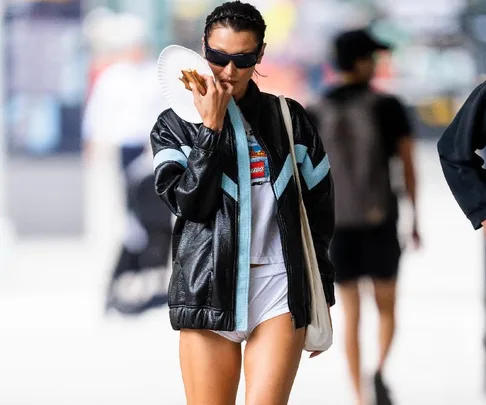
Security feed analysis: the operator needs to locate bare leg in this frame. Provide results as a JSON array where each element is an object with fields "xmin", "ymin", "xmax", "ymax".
[
  {"xmin": 179, "ymin": 330, "xmax": 242, "ymax": 405},
  {"xmin": 244, "ymin": 313, "xmax": 305, "ymax": 405},
  {"xmin": 339, "ymin": 281, "xmax": 365, "ymax": 405},
  {"xmin": 372, "ymin": 279, "xmax": 397, "ymax": 371}
]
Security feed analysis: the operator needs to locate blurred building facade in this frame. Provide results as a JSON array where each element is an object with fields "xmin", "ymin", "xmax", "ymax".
[
  {"xmin": 3, "ymin": 0, "xmax": 85, "ymax": 237},
  {"xmin": 2, "ymin": 0, "xmax": 483, "ymax": 238},
  {"xmin": 83, "ymin": 0, "xmax": 478, "ymax": 134}
]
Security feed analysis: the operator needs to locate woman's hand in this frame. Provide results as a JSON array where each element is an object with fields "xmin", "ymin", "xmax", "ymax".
[
  {"xmin": 411, "ymin": 219, "xmax": 421, "ymax": 249},
  {"xmin": 190, "ymin": 75, "xmax": 233, "ymax": 131},
  {"xmin": 307, "ymin": 304, "xmax": 332, "ymax": 359}
]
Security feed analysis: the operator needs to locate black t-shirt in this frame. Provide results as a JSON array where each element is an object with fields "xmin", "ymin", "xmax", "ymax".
[
  {"xmin": 307, "ymin": 83, "xmax": 412, "ymax": 227},
  {"xmin": 315, "ymin": 83, "xmax": 411, "ymax": 158}
]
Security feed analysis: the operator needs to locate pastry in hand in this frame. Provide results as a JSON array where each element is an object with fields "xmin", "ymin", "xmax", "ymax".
[{"xmin": 179, "ymin": 69, "xmax": 207, "ymax": 96}]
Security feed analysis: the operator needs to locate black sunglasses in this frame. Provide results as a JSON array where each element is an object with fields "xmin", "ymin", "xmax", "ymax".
[{"xmin": 204, "ymin": 41, "xmax": 261, "ymax": 69}]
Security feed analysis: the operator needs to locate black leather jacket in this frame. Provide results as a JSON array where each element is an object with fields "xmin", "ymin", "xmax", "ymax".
[{"xmin": 150, "ymin": 80, "xmax": 335, "ymax": 331}]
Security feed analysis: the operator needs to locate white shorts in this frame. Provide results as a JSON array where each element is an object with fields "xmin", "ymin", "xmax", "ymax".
[{"xmin": 212, "ymin": 262, "xmax": 289, "ymax": 343}]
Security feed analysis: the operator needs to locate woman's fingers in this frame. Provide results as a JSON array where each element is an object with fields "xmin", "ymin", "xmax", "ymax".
[
  {"xmin": 309, "ymin": 351, "xmax": 323, "ymax": 358},
  {"xmin": 223, "ymin": 82, "xmax": 234, "ymax": 96},
  {"xmin": 192, "ymin": 74, "xmax": 232, "ymax": 130},
  {"xmin": 189, "ymin": 82, "xmax": 201, "ymax": 98},
  {"xmin": 214, "ymin": 79, "xmax": 225, "ymax": 94},
  {"xmin": 201, "ymin": 75, "xmax": 215, "ymax": 94}
]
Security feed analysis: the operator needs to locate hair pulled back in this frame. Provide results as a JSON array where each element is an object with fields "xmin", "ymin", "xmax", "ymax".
[{"xmin": 204, "ymin": 1, "xmax": 266, "ymax": 48}]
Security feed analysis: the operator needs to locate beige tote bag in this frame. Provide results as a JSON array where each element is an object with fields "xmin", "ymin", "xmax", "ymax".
[{"xmin": 278, "ymin": 95, "xmax": 333, "ymax": 352}]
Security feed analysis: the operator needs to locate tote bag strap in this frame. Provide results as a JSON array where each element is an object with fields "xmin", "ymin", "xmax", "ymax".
[
  {"xmin": 278, "ymin": 95, "xmax": 316, "ymax": 259},
  {"xmin": 278, "ymin": 95, "xmax": 319, "ymax": 272},
  {"xmin": 278, "ymin": 95, "xmax": 304, "ymax": 201},
  {"xmin": 278, "ymin": 97, "xmax": 333, "ymax": 349}
]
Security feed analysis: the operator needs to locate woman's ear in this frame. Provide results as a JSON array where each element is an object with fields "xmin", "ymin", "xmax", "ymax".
[
  {"xmin": 257, "ymin": 43, "xmax": 266, "ymax": 64},
  {"xmin": 201, "ymin": 36, "xmax": 205, "ymax": 55}
]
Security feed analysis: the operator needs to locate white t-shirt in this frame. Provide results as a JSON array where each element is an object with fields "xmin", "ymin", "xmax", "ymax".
[{"xmin": 242, "ymin": 116, "xmax": 285, "ymax": 265}]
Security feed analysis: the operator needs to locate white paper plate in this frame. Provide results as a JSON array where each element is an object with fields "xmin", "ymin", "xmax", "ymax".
[{"xmin": 157, "ymin": 45, "xmax": 213, "ymax": 123}]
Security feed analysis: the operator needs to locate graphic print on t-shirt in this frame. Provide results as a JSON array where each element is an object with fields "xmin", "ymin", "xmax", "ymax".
[
  {"xmin": 239, "ymin": 111, "xmax": 284, "ymax": 265},
  {"xmin": 248, "ymin": 134, "xmax": 270, "ymax": 185}
]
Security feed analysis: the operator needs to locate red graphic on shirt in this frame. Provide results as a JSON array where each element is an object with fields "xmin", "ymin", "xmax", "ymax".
[
  {"xmin": 251, "ymin": 160, "xmax": 266, "ymax": 180},
  {"xmin": 250, "ymin": 148, "xmax": 266, "ymax": 159}
]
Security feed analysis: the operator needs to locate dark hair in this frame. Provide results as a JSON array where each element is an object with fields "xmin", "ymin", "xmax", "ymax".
[
  {"xmin": 334, "ymin": 29, "xmax": 390, "ymax": 71},
  {"xmin": 336, "ymin": 51, "xmax": 373, "ymax": 72},
  {"xmin": 204, "ymin": 1, "xmax": 266, "ymax": 49}
]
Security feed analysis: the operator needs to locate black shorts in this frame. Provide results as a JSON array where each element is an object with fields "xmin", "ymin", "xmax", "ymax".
[{"xmin": 330, "ymin": 222, "xmax": 401, "ymax": 284}]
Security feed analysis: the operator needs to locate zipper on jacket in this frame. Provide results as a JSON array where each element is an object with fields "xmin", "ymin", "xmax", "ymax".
[{"xmin": 276, "ymin": 207, "xmax": 298, "ymax": 330}]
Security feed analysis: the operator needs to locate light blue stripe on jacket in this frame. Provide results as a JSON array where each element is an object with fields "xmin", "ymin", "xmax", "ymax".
[
  {"xmin": 273, "ymin": 145, "xmax": 330, "ymax": 199},
  {"xmin": 227, "ymin": 99, "xmax": 252, "ymax": 331},
  {"xmin": 153, "ymin": 148, "xmax": 188, "ymax": 170},
  {"xmin": 221, "ymin": 174, "xmax": 238, "ymax": 201}
]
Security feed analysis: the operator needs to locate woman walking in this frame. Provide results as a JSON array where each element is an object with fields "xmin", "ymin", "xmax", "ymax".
[{"xmin": 150, "ymin": 2, "xmax": 335, "ymax": 404}]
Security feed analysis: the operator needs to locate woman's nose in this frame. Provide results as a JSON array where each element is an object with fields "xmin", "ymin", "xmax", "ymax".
[{"xmin": 223, "ymin": 61, "xmax": 237, "ymax": 76}]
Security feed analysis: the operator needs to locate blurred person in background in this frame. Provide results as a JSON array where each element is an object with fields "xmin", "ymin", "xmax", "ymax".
[
  {"xmin": 307, "ymin": 29, "xmax": 420, "ymax": 405},
  {"xmin": 82, "ymin": 11, "xmax": 171, "ymax": 314},
  {"xmin": 82, "ymin": 7, "xmax": 121, "ymax": 97},
  {"xmin": 83, "ymin": 12, "xmax": 165, "ymax": 172},
  {"xmin": 437, "ymin": 82, "xmax": 486, "ymax": 390},
  {"xmin": 150, "ymin": 2, "xmax": 335, "ymax": 404},
  {"xmin": 104, "ymin": 147, "xmax": 172, "ymax": 314},
  {"xmin": 438, "ymin": 80, "xmax": 486, "ymax": 236}
]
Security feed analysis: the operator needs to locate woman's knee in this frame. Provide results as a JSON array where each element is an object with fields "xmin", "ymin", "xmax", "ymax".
[
  {"xmin": 244, "ymin": 316, "xmax": 305, "ymax": 405},
  {"xmin": 373, "ymin": 280, "xmax": 397, "ymax": 313},
  {"xmin": 339, "ymin": 282, "xmax": 361, "ymax": 323},
  {"xmin": 179, "ymin": 330, "xmax": 242, "ymax": 405}
]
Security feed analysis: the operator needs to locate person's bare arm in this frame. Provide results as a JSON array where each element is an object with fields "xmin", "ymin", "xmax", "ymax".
[{"xmin": 398, "ymin": 136, "xmax": 420, "ymax": 247}]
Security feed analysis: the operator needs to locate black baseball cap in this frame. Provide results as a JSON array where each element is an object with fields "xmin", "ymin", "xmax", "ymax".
[{"xmin": 334, "ymin": 29, "xmax": 391, "ymax": 71}]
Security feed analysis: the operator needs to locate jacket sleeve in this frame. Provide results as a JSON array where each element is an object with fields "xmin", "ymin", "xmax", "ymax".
[
  {"xmin": 288, "ymin": 98, "xmax": 336, "ymax": 306},
  {"xmin": 437, "ymin": 82, "xmax": 486, "ymax": 230},
  {"xmin": 150, "ymin": 112, "xmax": 224, "ymax": 223}
]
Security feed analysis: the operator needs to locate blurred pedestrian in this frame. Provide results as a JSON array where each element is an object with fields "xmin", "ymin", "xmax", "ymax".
[
  {"xmin": 438, "ymin": 81, "xmax": 486, "ymax": 235},
  {"xmin": 438, "ymin": 81, "xmax": 486, "ymax": 392},
  {"xmin": 83, "ymin": 12, "xmax": 166, "ymax": 174},
  {"xmin": 105, "ymin": 149, "xmax": 172, "ymax": 314},
  {"xmin": 82, "ymin": 12, "xmax": 172, "ymax": 315},
  {"xmin": 307, "ymin": 29, "xmax": 420, "ymax": 405},
  {"xmin": 150, "ymin": 2, "xmax": 335, "ymax": 404}
]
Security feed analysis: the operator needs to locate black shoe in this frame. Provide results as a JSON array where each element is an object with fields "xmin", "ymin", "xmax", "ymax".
[{"xmin": 374, "ymin": 371, "xmax": 393, "ymax": 405}]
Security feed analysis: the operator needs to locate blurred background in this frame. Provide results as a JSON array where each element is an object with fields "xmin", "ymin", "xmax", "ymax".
[{"xmin": 1, "ymin": 0, "xmax": 486, "ymax": 404}]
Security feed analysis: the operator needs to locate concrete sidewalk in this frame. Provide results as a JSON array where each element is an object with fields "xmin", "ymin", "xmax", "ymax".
[{"xmin": 0, "ymin": 140, "xmax": 484, "ymax": 405}]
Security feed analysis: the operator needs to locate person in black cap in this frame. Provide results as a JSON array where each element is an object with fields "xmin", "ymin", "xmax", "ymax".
[
  {"xmin": 307, "ymin": 29, "xmax": 420, "ymax": 405},
  {"xmin": 333, "ymin": 29, "xmax": 390, "ymax": 75}
]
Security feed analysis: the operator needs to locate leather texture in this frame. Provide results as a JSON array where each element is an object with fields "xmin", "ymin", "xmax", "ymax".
[{"xmin": 150, "ymin": 80, "xmax": 335, "ymax": 331}]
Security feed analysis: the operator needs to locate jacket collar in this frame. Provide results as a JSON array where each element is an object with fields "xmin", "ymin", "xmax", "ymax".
[
  {"xmin": 236, "ymin": 80, "xmax": 261, "ymax": 122},
  {"xmin": 233, "ymin": 79, "xmax": 284, "ymax": 160}
]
